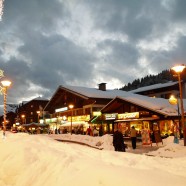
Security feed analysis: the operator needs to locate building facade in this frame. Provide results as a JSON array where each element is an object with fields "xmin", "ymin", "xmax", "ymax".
[{"xmin": 16, "ymin": 97, "xmax": 49, "ymax": 125}]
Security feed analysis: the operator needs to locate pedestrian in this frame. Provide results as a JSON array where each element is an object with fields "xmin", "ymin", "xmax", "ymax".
[
  {"xmin": 113, "ymin": 128, "xmax": 125, "ymax": 152},
  {"xmin": 93, "ymin": 126, "xmax": 99, "ymax": 136},
  {"xmin": 173, "ymin": 122, "xmax": 179, "ymax": 144},
  {"xmin": 141, "ymin": 126, "xmax": 151, "ymax": 146},
  {"xmin": 58, "ymin": 128, "xmax": 60, "ymax": 134},
  {"xmin": 2, "ymin": 130, "xmax": 6, "ymax": 139},
  {"xmin": 130, "ymin": 126, "xmax": 137, "ymax": 149},
  {"xmin": 86, "ymin": 126, "xmax": 92, "ymax": 136},
  {"xmin": 99, "ymin": 126, "xmax": 103, "ymax": 136}
]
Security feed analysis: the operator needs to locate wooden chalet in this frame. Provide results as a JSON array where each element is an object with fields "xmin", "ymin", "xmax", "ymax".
[
  {"xmin": 44, "ymin": 83, "xmax": 134, "ymax": 133},
  {"xmin": 101, "ymin": 94, "xmax": 186, "ymax": 138}
]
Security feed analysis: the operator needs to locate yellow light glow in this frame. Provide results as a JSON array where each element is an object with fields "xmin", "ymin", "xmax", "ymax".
[
  {"xmin": 1, "ymin": 80, "xmax": 11, "ymax": 87},
  {"xmin": 69, "ymin": 104, "xmax": 74, "ymax": 109},
  {"xmin": 169, "ymin": 95, "xmax": 178, "ymax": 105},
  {"xmin": 171, "ymin": 64, "xmax": 185, "ymax": 73}
]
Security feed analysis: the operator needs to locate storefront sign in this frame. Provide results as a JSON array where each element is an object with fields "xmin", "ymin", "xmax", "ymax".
[
  {"xmin": 104, "ymin": 113, "xmax": 117, "ymax": 120},
  {"xmin": 67, "ymin": 115, "xmax": 90, "ymax": 122},
  {"xmin": 51, "ymin": 118, "xmax": 57, "ymax": 122},
  {"xmin": 55, "ymin": 107, "xmax": 68, "ymax": 113},
  {"xmin": 93, "ymin": 111, "xmax": 101, "ymax": 116},
  {"xmin": 118, "ymin": 112, "xmax": 139, "ymax": 119}
]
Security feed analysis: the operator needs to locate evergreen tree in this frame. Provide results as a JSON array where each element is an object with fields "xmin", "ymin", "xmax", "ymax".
[{"xmin": 120, "ymin": 69, "xmax": 175, "ymax": 91}]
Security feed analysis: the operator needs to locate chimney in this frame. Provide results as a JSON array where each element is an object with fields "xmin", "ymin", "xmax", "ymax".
[{"xmin": 98, "ymin": 83, "xmax": 107, "ymax": 91}]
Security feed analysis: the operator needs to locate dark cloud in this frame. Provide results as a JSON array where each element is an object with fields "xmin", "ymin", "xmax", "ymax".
[
  {"xmin": 0, "ymin": 0, "xmax": 186, "ymax": 104},
  {"xmin": 172, "ymin": 0, "xmax": 186, "ymax": 21}
]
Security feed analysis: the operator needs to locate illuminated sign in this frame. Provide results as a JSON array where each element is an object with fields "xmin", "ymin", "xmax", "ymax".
[
  {"xmin": 93, "ymin": 111, "xmax": 101, "ymax": 116},
  {"xmin": 118, "ymin": 112, "xmax": 139, "ymax": 119},
  {"xmin": 51, "ymin": 118, "xmax": 57, "ymax": 122},
  {"xmin": 55, "ymin": 107, "xmax": 68, "ymax": 113},
  {"xmin": 104, "ymin": 113, "xmax": 117, "ymax": 120},
  {"xmin": 68, "ymin": 115, "xmax": 90, "ymax": 122}
]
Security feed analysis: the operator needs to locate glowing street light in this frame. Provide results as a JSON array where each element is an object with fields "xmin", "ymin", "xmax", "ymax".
[
  {"xmin": 37, "ymin": 111, "xmax": 40, "ymax": 123},
  {"xmin": 1, "ymin": 80, "xmax": 11, "ymax": 132},
  {"xmin": 171, "ymin": 64, "xmax": 186, "ymax": 146},
  {"xmin": 169, "ymin": 95, "xmax": 181, "ymax": 136},
  {"xmin": 69, "ymin": 104, "xmax": 74, "ymax": 135},
  {"xmin": 21, "ymin": 114, "xmax": 26, "ymax": 124}
]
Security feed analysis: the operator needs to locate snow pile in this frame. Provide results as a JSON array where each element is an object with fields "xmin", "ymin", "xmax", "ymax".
[{"xmin": 0, "ymin": 132, "xmax": 186, "ymax": 186}]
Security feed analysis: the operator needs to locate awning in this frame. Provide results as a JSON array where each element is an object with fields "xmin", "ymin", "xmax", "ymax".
[
  {"xmin": 115, "ymin": 117, "xmax": 159, "ymax": 122},
  {"xmin": 22, "ymin": 122, "xmax": 49, "ymax": 127}
]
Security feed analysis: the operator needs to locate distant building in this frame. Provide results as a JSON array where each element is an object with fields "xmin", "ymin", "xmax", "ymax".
[
  {"xmin": 16, "ymin": 97, "xmax": 49, "ymax": 125},
  {"xmin": 129, "ymin": 81, "xmax": 186, "ymax": 99}
]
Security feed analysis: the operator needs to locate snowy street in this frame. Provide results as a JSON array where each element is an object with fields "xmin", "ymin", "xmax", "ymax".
[{"xmin": 0, "ymin": 132, "xmax": 186, "ymax": 186}]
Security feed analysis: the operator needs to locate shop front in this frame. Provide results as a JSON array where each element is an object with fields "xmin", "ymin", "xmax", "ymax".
[
  {"xmin": 114, "ymin": 112, "xmax": 177, "ymax": 140},
  {"xmin": 60, "ymin": 114, "xmax": 90, "ymax": 134}
]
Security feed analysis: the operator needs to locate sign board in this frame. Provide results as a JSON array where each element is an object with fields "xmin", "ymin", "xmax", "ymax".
[
  {"xmin": 55, "ymin": 107, "xmax": 68, "ymax": 113},
  {"xmin": 67, "ymin": 115, "xmax": 90, "ymax": 122},
  {"xmin": 104, "ymin": 113, "xmax": 117, "ymax": 120},
  {"xmin": 118, "ymin": 112, "xmax": 139, "ymax": 120},
  {"xmin": 93, "ymin": 111, "xmax": 101, "ymax": 116}
]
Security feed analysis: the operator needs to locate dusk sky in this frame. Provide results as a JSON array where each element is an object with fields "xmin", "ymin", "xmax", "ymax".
[{"xmin": 1, "ymin": 0, "xmax": 186, "ymax": 104}]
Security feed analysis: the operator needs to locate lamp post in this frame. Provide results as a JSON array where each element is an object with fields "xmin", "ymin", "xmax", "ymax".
[
  {"xmin": 37, "ymin": 111, "xmax": 40, "ymax": 123},
  {"xmin": 21, "ymin": 114, "xmax": 26, "ymax": 124},
  {"xmin": 1, "ymin": 80, "xmax": 11, "ymax": 133},
  {"xmin": 169, "ymin": 95, "xmax": 181, "ymax": 136},
  {"xmin": 69, "ymin": 104, "xmax": 74, "ymax": 135},
  {"xmin": 171, "ymin": 64, "xmax": 186, "ymax": 146}
]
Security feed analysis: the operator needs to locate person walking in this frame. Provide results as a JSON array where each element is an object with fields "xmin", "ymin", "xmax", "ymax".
[
  {"xmin": 113, "ymin": 128, "xmax": 125, "ymax": 152},
  {"xmin": 130, "ymin": 126, "xmax": 137, "ymax": 149},
  {"xmin": 99, "ymin": 126, "xmax": 103, "ymax": 136},
  {"xmin": 86, "ymin": 126, "xmax": 92, "ymax": 136}
]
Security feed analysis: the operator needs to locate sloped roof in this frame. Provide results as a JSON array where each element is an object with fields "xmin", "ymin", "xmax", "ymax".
[
  {"xmin": 46, "ymin": 84, "xmax": 186, "ymax": 117},
  {"xmin": 60, "ymin": 85, "xmax": 135, "ymax": 99},
  {"xmin": 45, "ymin": 85, "xmax": 139, "ymax": 110},
  {"xmin": 129, "ymin": 81, "xmax": 178, "ymax": 93},
  {"xmin": 101, "ymin": 93, "xmax": 186, "ymax": 116},
  {"xmin": 21, "ymin": 96, "xmax": 49, "ymax": 106}
]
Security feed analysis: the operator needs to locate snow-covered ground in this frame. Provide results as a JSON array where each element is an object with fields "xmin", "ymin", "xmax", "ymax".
[{"xmin": 0, "ymin": 132, "xmax": 186, "ymax": 186}]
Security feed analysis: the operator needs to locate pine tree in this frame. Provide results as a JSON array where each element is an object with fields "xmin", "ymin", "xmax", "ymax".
[{"xmin": 120, "ymin": 69, "xmax": 175, "ymax": 91}]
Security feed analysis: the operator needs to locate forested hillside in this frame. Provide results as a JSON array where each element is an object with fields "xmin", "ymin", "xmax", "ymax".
[{"xmin": 120, "ymin": 69, "xmax": 186, "ymax": 91}]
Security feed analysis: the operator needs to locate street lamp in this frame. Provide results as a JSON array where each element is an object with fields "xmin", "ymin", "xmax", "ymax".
[
  {"xmin": 21, "ymin": 114, "xmax": 26, "ymax": 124},
  {"xmin": 169, "ymin": 95, "xmax": 181, "ymax": 136},
  {"xmin": 1, "ymin": 80, "xmax": 11, "ymax": 133},
  {"xmin": 37, "ymin": 111, "xmax": 40, "ymax": 123},
  {"xmin": 171, "ymin": 64, "xmax": 186, "ymax": 146},
  {"xmin": 69, "ymin": 104, "xmax": 74, "ymax": 135}
]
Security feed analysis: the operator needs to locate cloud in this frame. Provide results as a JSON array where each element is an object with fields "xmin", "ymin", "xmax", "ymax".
[{"xmin": 0, "ymin": 0, "xmax": 186, "ymax": 105}]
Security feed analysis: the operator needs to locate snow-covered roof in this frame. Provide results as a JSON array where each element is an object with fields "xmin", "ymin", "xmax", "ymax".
[
  {"xmin": 115, "ymin": 95, "xmax": 180, "ymax": 116},
  {"xmin": 21, "ymin": 96, "xmax": 49, "ymax": 106},
  {"xmin": 60, "ymin": 85, "xmax": 135, "ymax": 99},
  {"xmin": 129, "ymin": 81, "xmax": 178, "ymax": 93},
  {"xmin": 48, "ymin": 84, "xmax": 186, "ymax": 117}
]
